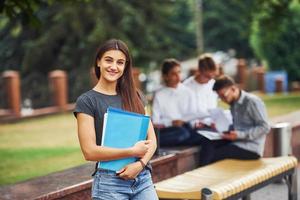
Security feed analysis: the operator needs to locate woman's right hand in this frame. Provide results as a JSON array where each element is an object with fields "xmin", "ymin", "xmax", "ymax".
[{"xmin": 131, "ymin": 140, "xmax": 151, "ymax": 157}]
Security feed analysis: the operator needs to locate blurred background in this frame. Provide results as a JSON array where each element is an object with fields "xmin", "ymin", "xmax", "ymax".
[{"xmin": 0, "ymin": 0, "xmax": 300, "ymax": 188}]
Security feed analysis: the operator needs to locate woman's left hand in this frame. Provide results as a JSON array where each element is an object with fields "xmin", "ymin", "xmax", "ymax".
[{"xmin": 116, "ymin": 161, "xmax": 144, "ymax": 180}]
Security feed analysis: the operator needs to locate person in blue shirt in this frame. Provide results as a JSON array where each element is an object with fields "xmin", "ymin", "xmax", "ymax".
[{"xmin": 74, "ymin": 39, "xmax": 158, "ymax": 200}]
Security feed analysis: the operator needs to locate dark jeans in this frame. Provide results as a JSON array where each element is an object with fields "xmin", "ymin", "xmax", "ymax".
[
  {"xmin": 158, "ymin": 123, "xmax": 204, "ymax": 147},
  {"xmin": 198, "ymin": 136, "xmax": 260, "ymax": 166},
  {"xmin": 158, "ymin": 125, "xmax": 190, "ymax": 147}
]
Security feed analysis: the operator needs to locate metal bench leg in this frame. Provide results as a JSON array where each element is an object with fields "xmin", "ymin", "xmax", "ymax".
[
  {"xmin": 287, "ymin": 168, "xmax": 298, "ymax": 200},
  {"xmin": 242, "ymin": 194, "xmax": 251, "ymax": 200},
  {"xmin": 201, "ymin": 188, "xmax": 213, "ymax": 200}
]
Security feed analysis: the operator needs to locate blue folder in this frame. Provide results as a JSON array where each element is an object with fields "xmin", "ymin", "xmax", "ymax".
[{"xmin": 99, "ymin": 107, "xmax": 150, "ymax": 171}]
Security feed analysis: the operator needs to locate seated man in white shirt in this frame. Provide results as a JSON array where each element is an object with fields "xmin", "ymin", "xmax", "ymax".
[
  {"xmin": 183, "ymin": 53, "xmax": 219, "ymax": 128},
  {"xmin": 152, "ymin": 58, "xmax": 197, "ymax": 147}
]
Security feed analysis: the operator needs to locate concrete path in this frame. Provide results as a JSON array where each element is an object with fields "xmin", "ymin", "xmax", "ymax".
[{"xmin": 251, "ymin": 167, "xmax": 299, "ymax": 200}]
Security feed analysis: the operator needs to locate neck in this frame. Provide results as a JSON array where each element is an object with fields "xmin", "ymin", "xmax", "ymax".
[
  {"xmin": 194, "ymin": 74, "xmax": 206, "ymax": 84},
  {"xmin": 166, "ymin": 83, "xmax": 178, "ymax": 88},
  {"xmin": 94, "ymin": 78, "xmax": 117, "ymax": 95}
]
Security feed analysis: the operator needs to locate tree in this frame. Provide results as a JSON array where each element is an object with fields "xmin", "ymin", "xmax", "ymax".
[
  {"xmin": 0, "ymin": 0, "xmax": 43, "ymax": 26},
  {"xmin": 250, "ymin": 0, "xmax": 300, "ymax": 81},
  {"xmin": 202, "ymin": 0, "xmax": 255, "ymax": 58},
  {"xmin": 0, "ymin": 0, "xmax": 196, "ymax": 75}
]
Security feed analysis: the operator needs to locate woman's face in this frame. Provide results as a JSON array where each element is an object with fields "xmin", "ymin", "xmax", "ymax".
[{"xmin": 97, "ymin": 50, "xmax": 126, "ymax": 83}]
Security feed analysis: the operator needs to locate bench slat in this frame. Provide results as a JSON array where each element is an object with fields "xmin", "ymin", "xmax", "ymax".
[{"xmin": 155, "ymin": 156, "xmax": 297, "ymax": 200}]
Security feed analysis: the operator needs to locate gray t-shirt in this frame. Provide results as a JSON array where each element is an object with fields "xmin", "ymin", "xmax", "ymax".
[
  {"xmin": 74, "ymin": 89, "xmax": 122, "ymax": 145},
  {"xmin": 74, "ymin": 89, "xmax": 151, "ymax": 170}
]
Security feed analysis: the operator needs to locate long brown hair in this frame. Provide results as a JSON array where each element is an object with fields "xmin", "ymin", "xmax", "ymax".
[{"xmin": 93, "ymin": 39, "xmax": 145, "ymax": 114}]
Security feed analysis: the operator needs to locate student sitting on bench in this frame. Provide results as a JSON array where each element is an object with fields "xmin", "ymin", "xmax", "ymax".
[
  {"xmin": 198, "ymin": 75, "xmax": 271, "ymax": 166},
  {"xmin": 152, "ymin": 58, "xmax": 198, "ymax": 147}
]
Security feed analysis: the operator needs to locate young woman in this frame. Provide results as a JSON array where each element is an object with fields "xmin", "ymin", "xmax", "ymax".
[{"xmin": 74, "ymin": 39, "xmax": 158, "ymax": 200}]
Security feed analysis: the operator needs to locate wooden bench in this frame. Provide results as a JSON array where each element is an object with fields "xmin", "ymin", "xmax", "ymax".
[{"xmin": 155, "ymin": 156, "xmax": 298, "ymax": 200}]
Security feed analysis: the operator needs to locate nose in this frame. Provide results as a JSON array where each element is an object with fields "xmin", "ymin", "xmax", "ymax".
[{"xmin": 110, "ymin": 61, "xmax": 118, "ymax": 71}]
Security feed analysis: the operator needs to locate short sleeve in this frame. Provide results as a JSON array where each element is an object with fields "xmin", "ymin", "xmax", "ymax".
[{"xmin": 73, "ymin": 94, "xmax": 94, "ymax": 118}]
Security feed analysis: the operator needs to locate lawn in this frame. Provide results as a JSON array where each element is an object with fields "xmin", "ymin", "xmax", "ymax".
[
  {"xmin": 0, "ymin": 114, "xmax": 85, "ymax": 186},
  {"xmin": 0, "ymin": 92, "xmax": 300, "ymax": 186},
  {"xmin": 259, "ymin": 92, "xmax": 300, "ymax": 117}
]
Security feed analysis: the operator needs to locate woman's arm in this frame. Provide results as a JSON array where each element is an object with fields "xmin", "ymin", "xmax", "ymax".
[
  {"xmin": 77, "ymin": 113, "xmax": 149, "ymax": 161},
  {"xmin": 140, "ymin": 121, "xmax": 157, "ymax": 164}
]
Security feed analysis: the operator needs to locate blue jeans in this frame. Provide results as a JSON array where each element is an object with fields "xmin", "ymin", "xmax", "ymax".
[{"xmin": 92, "ymin": 168, "xmax": 158, "ymax": 200}]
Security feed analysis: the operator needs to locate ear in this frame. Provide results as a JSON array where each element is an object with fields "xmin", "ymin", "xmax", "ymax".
[{"xmin": 96, "ymin": 59, "xmax": 101, "ymax": 68}]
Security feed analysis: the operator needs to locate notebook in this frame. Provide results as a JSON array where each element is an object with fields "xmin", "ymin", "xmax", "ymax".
[
  {"xmin": 99, "ymin": 107, "xmax": 150, "ymax": 171},
  {"xmin": 197, "ymin": 108, "xmax": 233, "ymax": 140},
  {"xmin": 197, "ymin": 126, "xmax": 222, "ymax": 140}
]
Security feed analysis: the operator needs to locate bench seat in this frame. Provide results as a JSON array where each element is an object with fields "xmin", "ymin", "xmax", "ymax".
[{"xmin": 155, "ymin": 156, "xmax": 298, "ymax": 200}]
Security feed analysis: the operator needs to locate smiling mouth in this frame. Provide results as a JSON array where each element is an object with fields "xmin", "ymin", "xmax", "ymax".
[{"xmin": 107, "ymin": 71, "xmax": 118, "ymax": 76}]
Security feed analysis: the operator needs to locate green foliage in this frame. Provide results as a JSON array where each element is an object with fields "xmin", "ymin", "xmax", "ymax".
[
  {"xmin": 0, "ymin": 0, "xmax": 196, "ymax": 76},
  {"xmin": 250, "ymin": 0, "xmax": 300, "ymax": 81},
  {"xmin": 2, "ymin": 0, "xmax": 299, "ymax": 83},
  {"xmin": 202, "ymin": 0, "xmax": 255, "ymax": 58},
  {"xmin": 0, "ymin": 0, "xmax": 42, "ymax": 27}
]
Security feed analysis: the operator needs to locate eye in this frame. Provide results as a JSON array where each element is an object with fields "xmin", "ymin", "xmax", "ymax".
[
  {"xmin": 117, "ymin": 60, "xmax": 125, "ymax": 65},
  {"xmin": 105, "ymin": 58, "xmax": 113, "ymax": 63}
]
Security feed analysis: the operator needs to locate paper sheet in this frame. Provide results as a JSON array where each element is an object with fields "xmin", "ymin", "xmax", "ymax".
[
  {"xmin": 208, "ymin": 108, "xmax": 232, "ymax": 132},
  {"xmin": 197, "ymin": 129, "xmax": 222, "ymax": 140}
]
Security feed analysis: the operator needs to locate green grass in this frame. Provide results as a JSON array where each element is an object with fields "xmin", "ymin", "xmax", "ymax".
[
  {"xmin": 260, "ymin": 92, "xmax": 300, "ymax": 117},
  {"xmin": 0, "ymin": 92, "xmax": 299, "ymax": 186},
  {"xmin": 0, "ymin": 113, "xmax": 85, "ymax": 186},
  {"xmin": 0, "ymin": 147, "xmax": 83, "ymax": 185}
]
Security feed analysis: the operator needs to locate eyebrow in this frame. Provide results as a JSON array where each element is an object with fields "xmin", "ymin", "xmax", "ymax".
[{"xmin": 103, "ymin": 56, "xmax": 125, "ymax": 62}]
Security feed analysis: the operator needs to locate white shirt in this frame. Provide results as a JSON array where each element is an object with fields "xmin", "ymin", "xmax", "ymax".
[
  {"xmin": 183, "ymin": 76, "xmax": 218, "ymax": 125},
  {"xmin": 152, "ymin": 84, "xmax": 196, "ymax": 127}
]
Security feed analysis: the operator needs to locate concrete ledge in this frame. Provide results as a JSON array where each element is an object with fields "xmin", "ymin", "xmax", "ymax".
[
  {"xmin": 0, "ymin": 163, "xmax": 94, "ymax": 200},
  {"xmin": 0, "ymin": 104, "xmax": 75, "ymax": 124}
]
